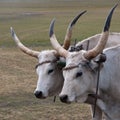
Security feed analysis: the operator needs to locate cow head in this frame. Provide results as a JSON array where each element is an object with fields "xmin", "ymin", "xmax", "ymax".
[
  {"xmin": 10, "ymin": 10, "xmax": 86, "ymax": 99},
  {"xmin": 49, "ymin": 4, "xmax": 117, "ymax": 103}
]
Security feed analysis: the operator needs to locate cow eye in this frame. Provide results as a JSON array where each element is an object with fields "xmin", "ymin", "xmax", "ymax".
[
  {"xmin": 76, "ymin": 72, "xmax": 83, "ymax": 78},
  {"xmin": 48, "ymin": 69, "xmax": 54, "ymax": 74}
]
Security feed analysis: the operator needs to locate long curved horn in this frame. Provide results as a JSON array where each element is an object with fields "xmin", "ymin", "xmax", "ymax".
[
  {"xmin": 49, "ymin": 19, "xmax": 68, "ymax": 58},
  {"xmin": 84, "ymin": 4, "xmax": 118, "ymax": 60},
  {"xmin": 63, "ymin": 10, "xmax": 87, "ymax": 50},
  {"xmin": 10, "ymin": 27, "xmax": 39, "ymax": 58}
]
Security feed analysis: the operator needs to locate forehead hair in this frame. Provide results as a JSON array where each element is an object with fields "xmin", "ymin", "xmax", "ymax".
[
  {"xmin": 66, "ymin": 50, "xmax": 87, "ymax": 63},
  {"xmin": 63, "ymin": 60, "xmax": 89, "ymax": 71},
  {"xmin": 63, "ymin": 60, "xmax": 98, "ymax": 75},
  {"xmin": 38, "ymin": 50, "xmax": 58, "ymax": 61}
]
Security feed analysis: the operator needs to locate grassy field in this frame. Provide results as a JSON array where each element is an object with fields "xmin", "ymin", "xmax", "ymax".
[{"xmin": 0, "ymin": 0, "xmax": 120, "ymax": 120}]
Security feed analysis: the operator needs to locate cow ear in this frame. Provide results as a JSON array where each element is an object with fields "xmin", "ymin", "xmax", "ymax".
[
  {"xmin": 89, "ymin": 57, "xmax": 104, "ymax": 72},
  {"xmin": 90, "ymin": 53, "xmax": 106, "ymax": 71},
  {"xmin": 89, "ymin": 61, "xmax": 99, "ymax": 72},
  {"xmin": 94, "ymin": 53, "xmax": 106, "ymax": 64},
  {"xmin": 57, "ymin": 61, "xmax": 66, "ymax": 69},
  {"xmin": 56, "ymin": 57, "xmax": 66, "ymax": 68}
]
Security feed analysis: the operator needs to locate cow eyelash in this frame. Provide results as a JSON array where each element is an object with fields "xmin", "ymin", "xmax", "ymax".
[
  {"xmin": 48, "ymin": 69, "xmax": 54, "ymax": 74},
  {"xmin": 76, "ymin": 72, "xmax": 83, "ymax": 78}
]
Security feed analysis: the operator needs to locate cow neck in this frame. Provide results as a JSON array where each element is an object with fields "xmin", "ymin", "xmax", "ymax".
[{"xmin": 92, "ymin": 53, "xmax": 106, "ymax": 118}]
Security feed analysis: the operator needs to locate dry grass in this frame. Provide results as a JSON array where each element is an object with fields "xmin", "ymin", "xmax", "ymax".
[{"xmin": 0, "ymin": 48, "xmax": 91, "ymax": 120}]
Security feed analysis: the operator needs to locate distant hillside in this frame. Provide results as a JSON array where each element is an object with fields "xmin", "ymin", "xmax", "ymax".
[{"xmin": 0, "ymin": 0, "xmax": 118, "ymax": 7}]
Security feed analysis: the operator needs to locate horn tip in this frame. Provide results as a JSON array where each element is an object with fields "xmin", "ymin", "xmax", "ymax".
[
  {"xmin": 69, "ymin": 10, "xmax": 87, "ymax": 28},
  {"xmin": 103, "ymin": 3, "xmax": 118, "ymax": 32},
  {"xmin": 49, "ymin": 19, "xmax": 56, "ymax": 37},
  {"xmin": 10, "ymin": 27, "xmax": 15, "ymax": 37},
  {"xmin": 10, "ymin": 27, "xmax": 13, "ymax": 30}
]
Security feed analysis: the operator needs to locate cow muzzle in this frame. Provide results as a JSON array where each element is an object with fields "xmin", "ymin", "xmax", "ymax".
[
  {"xmin": 59, "ymin": 94, "xmax": 71, "ymax": 104},
  {"xmin": 34, "ymin": 91, "xmax": 46, "ymax": 99}
]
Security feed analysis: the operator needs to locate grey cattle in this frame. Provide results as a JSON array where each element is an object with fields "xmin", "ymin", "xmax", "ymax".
[
  {"xmin": 49, "ymin": 4, "xmax": 120, "ymax": 120},
  {"xmin": 10, "ymin": 11, "xmax": 86, "ymax": 98}
]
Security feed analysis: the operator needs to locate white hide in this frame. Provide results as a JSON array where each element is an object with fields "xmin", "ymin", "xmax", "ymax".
[
  {"xmin": 76, "ymin": 32, "xmax": 120, "ymax": 50},
  {"xmin": 34, "ymin": 50, "xmax": 64, "ymax": 98},
  {"xmin": 60, "ymin": 45, "xmax": 120, "ymax": 120},
  {"xmin": 35, "ymin": 32, "xmax": 120, "ymax": 98}
]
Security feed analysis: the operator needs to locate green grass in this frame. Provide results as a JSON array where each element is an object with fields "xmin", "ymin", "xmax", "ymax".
[
  {"xmin": 0, "ymin": 0, "xmax": 120, "ymax": 47},
  {"xmin": 0, "ymin": 0, "xmax": 120, "ymax": 119}
]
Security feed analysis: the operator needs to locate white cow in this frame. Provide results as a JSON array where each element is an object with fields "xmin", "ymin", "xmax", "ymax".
[
  {"xmin": 76, "ymin": 32, "xmax": 120, "ymax": 51},
  {"xmin": 11, "ymin": 15, "xmax": 120, "ymax": 101},
  {"xmin": 49, "ymin": 4, "xmax": 120, "ymax": 120},
  {"xmin": 10, "ymin": 11, "xmax": 86, "ymax": 98}
]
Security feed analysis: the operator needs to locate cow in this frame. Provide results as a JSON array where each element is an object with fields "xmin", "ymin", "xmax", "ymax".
[
  {"xmin": 11, "ymin": 13, "xmax": 120, "ymax": 101},
  {"xmin": 49, "ymin": 3, "xmax": 120, "ymax": 120},
  {"xmin": 10, "ymin": 11, "xmax": 86, "ymax": 99},
  {"xmin": 75, "ymin": 32, "xmax": 120, "ymax": 51}
]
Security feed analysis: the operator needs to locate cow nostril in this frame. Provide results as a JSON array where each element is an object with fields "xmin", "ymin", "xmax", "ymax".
[
  {"xmin": 34, "ymin": 91, "xmax": 43, "ymax": 98},
  {"xmin": 60, "ymin": 95, "xmax": 68, "ymax": 103}
]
